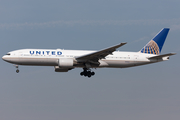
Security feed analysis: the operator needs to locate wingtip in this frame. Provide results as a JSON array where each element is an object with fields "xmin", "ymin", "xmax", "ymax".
[
  {"xmin": 121, "ymin": 42, "xmax": 127, "ymax": 45},
  {"xmin": 171, "ymin": 53, "xmax": 176, "ymax": 55}
]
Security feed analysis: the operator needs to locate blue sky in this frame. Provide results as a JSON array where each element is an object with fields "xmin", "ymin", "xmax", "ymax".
[{"xmin": 0, "ymin": 0, "xmax": 180, "ymax": 120}]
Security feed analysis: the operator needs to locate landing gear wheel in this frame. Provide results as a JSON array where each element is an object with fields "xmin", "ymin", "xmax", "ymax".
[
  {"xmin": 80, "ymin": 72, "xmax": 84, "ymax": 76},
  {"xmin": 84, "ymin": 72, "xmax": 87, "ymax": 77},
  {"xmin": 80, "ymin": 68, "xmax": 95, "ymax": 77},
  {"xmin": 91, "ymin": 72, "xmax": 95, "ymax": 76},
  {"xmin": 87, "ymin": 71, "xmax": 91, "ymax": 78},
  {"xmin": 16, "ymin": 69, "xmax": 19, "ymax": 73}
]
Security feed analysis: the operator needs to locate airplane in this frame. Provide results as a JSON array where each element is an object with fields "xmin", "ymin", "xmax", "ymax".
[{"xmin": 2, "ymin": 28, "xmax": 176, "ymax": 78}]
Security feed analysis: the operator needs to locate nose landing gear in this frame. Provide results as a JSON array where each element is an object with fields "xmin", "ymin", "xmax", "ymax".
[
  {"xmin": 80, "ymin": 68, "xmax": 95, "ymax": 78},
  {"xmin": 14, "ymin": 65, "xmax": 19, "ymax": 73}
]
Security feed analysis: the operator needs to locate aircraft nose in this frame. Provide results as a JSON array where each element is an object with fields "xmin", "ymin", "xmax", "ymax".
[
  {"xmin": 2, "ymin": 55, "xmax": 6, "ymax": 61},
  {"xmin": 2, "ymin": 55, "xmax": 8, "ymax": 61}
]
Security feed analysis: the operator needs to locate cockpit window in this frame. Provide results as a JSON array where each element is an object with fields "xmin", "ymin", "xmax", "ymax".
[{"xmin": 6, "ymin": 53, "xmax": 11, "ymax": 55}]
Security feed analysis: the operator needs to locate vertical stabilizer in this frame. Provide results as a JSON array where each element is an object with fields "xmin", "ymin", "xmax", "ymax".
[{"xmin": 140, "ymin": 28, "xmax": 170, "ymax": 55}]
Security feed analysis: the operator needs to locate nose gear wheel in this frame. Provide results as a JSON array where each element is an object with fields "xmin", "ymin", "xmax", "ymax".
[{"xmin": 14, "ymin": 65, "xmax": 19, "ymax": 73}]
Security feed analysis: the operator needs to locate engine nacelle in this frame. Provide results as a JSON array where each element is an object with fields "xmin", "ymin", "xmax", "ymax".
[{"xmin": 58, "ymin": 58, "xmax": 74, "ymax": 68}]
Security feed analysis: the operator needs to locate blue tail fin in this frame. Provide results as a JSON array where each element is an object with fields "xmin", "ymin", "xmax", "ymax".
[{"xmin": 140, "ymin": 28, "xmax": 170, "ymax": 55}]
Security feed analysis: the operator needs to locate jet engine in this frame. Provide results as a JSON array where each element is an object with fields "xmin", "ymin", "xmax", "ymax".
[
  {"xmin": 58, "ymin": 58, "xmax": 74, "ymax": 68},
  {"xmin": 54, "ymin": 58, "xmax": 74, "ymax": 72}
]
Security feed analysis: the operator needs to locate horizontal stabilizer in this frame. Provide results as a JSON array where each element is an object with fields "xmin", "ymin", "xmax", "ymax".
[{"xmin": 147, "ymin": 53, "xmax": 176, "ymax": 59}]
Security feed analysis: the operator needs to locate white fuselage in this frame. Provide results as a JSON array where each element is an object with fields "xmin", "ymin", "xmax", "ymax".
[{"xmin": 2, "ymin": 49, "xmax": 168, "ymax": 68}]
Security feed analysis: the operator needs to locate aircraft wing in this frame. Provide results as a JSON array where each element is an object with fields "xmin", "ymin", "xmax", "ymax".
[
  {"xmin": 148, "ymin": 53, "xmax": 176, "ymax": 59},
  {"xmin": 76, "ymin": 42, "xmax": 127, "ymax": 63}
]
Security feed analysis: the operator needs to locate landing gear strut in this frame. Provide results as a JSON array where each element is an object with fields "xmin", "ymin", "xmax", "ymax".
[
  {"xmin": 80, "ymin": 68, "xmax": 95, "ymax": 78},
  {"xmin": 15, "ymin": 65, "xmax": 19, "ymax": 73}
]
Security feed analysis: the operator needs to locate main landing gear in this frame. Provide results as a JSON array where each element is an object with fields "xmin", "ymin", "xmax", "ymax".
[
  {"xmin": 80, "ymin": 68, "xmax": 95, "ymax": 78},
  {"xmin": 14, "ymin": 65, "xmax": 19, "ymax": 73}
]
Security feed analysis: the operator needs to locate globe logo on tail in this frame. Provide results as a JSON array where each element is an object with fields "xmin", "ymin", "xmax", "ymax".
[{"xmin": 140, "ymin": 40, "xmax": 160, "ymax": 55}]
